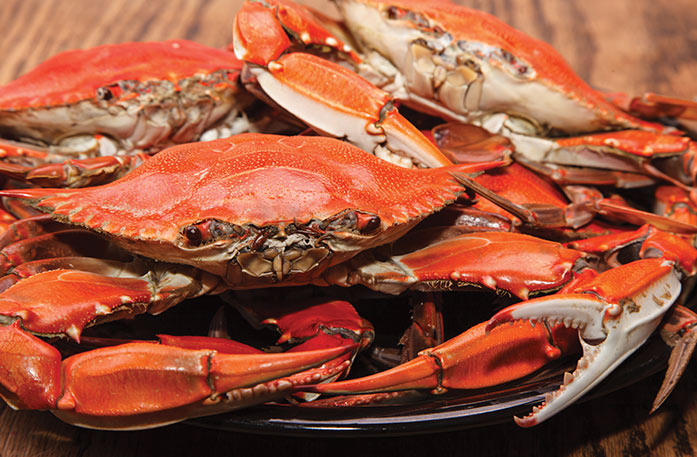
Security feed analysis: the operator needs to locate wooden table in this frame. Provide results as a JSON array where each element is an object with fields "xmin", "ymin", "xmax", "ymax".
[{"xmin": 0, "ymin": 1, "xmax": 696, "ymax": 455}]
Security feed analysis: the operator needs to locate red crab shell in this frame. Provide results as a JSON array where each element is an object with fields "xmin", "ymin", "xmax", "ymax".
[
  {"xmin": 0, "ymin": 40, "xmax": 242, "ymax": 110},
  {"xmin": 0, "ymin": 134, "xmax": 493, "ymax": 282}
]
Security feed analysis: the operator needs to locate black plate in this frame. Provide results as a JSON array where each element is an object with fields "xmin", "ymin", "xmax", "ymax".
[{"xmin": 188, "ymin": 334, "xmax": 670, "ymax": 437}]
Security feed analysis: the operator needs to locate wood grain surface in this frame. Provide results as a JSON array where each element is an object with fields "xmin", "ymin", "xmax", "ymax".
[{"xmin": 0, "ymin": 1, "xmax": 696, "ymax": 456}]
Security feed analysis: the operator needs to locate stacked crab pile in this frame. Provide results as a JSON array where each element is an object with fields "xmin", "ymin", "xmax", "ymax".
[{"xmin": 0, "ymin": 0, "xmax": 696, "ymax": 430}]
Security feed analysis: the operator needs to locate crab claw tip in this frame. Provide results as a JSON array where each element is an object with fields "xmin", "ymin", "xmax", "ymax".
[
  {"xmin": 485, "ymin": 308, "xmax": 516, "ymax": 333},
  {"xmin": 513, "ymin": 414, "xmax": 537, "ymax": 428}
]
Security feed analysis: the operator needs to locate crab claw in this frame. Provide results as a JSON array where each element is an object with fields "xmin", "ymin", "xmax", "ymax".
[
  {"xmin": 52, "ymin": 340, "xmax": 357, "ymax": 430},
  {"xmin": 486, "ymin": 258, "xmax": 682, "ymax": 427}
]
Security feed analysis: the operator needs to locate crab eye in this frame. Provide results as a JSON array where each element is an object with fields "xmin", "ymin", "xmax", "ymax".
[
  {"xmin": 356, "ymin": 214, "xmax": 381, "ymax": 234},
  {"xmin": 97, "ymin": 87, "xmax": 113, "ymax": 101},
  {"xmin": 385, "ymin": 6, "xmax": 403, "ymax": 20},
  {"xmin": 184, "ymin": 225, "xmax": 203, "ymax": 246}
]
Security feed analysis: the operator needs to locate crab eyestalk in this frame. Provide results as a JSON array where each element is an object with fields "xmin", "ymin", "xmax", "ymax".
[{"xmin": 486, "ymin": 258, "xmax": 682, "ymax": 427}]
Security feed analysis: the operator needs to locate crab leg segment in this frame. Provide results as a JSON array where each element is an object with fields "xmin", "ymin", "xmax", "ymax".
[
  {"xmin": 607, "ymin": 92, "xmax": 697, "ymax": 122},
  {"xmin": 653, "ymin": 305, "xmax": 697, "ymax": 413},
  {"xmin": 486, "ymin": 258, "xmax": 682, "ymax": 427},
  {"xmin": 53, "ymin": 341, "xmax": 355, "ymax": 430},
  {"xmin": 567, "ymin": 224, "xmax": 697, "ymax": 276},
  {"xmin": 232, "ymin": 297, "xmax": 374, "ymax": 353},
  {"xmin": 0, "ymin": 321, "xmax": 61, "ymax": 409},
  {"xmin": 242, "ymin": 52, "xmax": 452, "ymax": 168},
  {"xmin": 233, "ymin": 0, "xmax": 359, "ymax": 64},
  {"xmin": 302, "ymin": 319, "xmax": 578, "ymax": 395},
  {"xmin": 325, "ymin": 231, "xmax": 587, "ymax": 299}
]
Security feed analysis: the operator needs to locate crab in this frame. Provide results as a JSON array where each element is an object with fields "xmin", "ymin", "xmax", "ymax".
[
  {"xmin": 0, "ymin": 40, "xmax": 274, "ymax": 188},
  {"xmin": 0, "ymin": 132, "xmax": 528, "ymax": 429}
]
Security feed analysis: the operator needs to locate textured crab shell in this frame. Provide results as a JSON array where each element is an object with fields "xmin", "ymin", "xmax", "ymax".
[
  {"xmin": 0, "ymin": 134, "xmax": 472, "ymax": 279},
  {"xmin": 0, "ymin": 40, "xmax": 242, "ymax": 110}
]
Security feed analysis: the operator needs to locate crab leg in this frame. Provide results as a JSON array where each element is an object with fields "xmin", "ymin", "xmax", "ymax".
[
  {"xmin": 0, "ymin": 320, "xmax": 355, "ymax": 430},
  {"xmin": 605, "ymin": 91, "xmax": 697, "ymax": 122},
  {"xmin": 0, "ymin": 229, "xmax": 133, "ymax": 276},
  {"xmin": 54, "ymin": 340, "xmax": 355, "ymax": 430},
  {"xmin": 509, "ymin": 130, "xmax": 697, "ymax": 192},
  {"xmin": 0, "ymin": 208, "xmax": 17, "ymax": 237},
  {"xmin": 567, "ymin": 224, "xmax": 697, "ymax": 276},
  {"xmin": 0, "ymin": 139, "xmax": 148, "ymax": 187},
  {"xmin": 486, "ymin": 258, "xmax": 682, "ymax": 426},
  {"xmin": 450, "ymin": 163, "xmax": 697, "ymax": 234},
  {"xmin": 653, "ymin": 305, "xmax": 697, "ymax": 413},
  {"xmin": 301, "ymin": 318, "xmax": 579, "ymax": 395},
  {"xmin": 398, "ymin": 293, "xmax": 444, "ymax": 363},
  {"xmin": 323, "ymin": 231, "xmax": 588, "ymax": 299}
]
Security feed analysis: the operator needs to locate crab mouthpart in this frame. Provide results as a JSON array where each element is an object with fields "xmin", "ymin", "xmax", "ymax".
[{"xmin": 487, "ymin": 260, "xmax": 681, "ymax": 426}]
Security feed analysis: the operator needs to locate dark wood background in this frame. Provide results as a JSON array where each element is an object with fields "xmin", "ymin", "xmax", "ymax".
[{"xmin": 0, "ymin": 1, "xmax": 696, "ymax": 455}]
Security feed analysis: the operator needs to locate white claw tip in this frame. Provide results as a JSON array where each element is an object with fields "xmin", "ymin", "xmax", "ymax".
[
  {"xmin": 66, "ymin": 325, "xmax": 81, "ymax": 342},
  {"xmin": 268, "ymin": 61, "xmax": 283, "ymax": 72}
]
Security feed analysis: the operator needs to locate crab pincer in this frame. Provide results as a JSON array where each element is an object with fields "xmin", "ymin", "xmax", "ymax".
[{"xmin": 486, "ymin": 259, "xmax": 683, "ymax": 426}]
